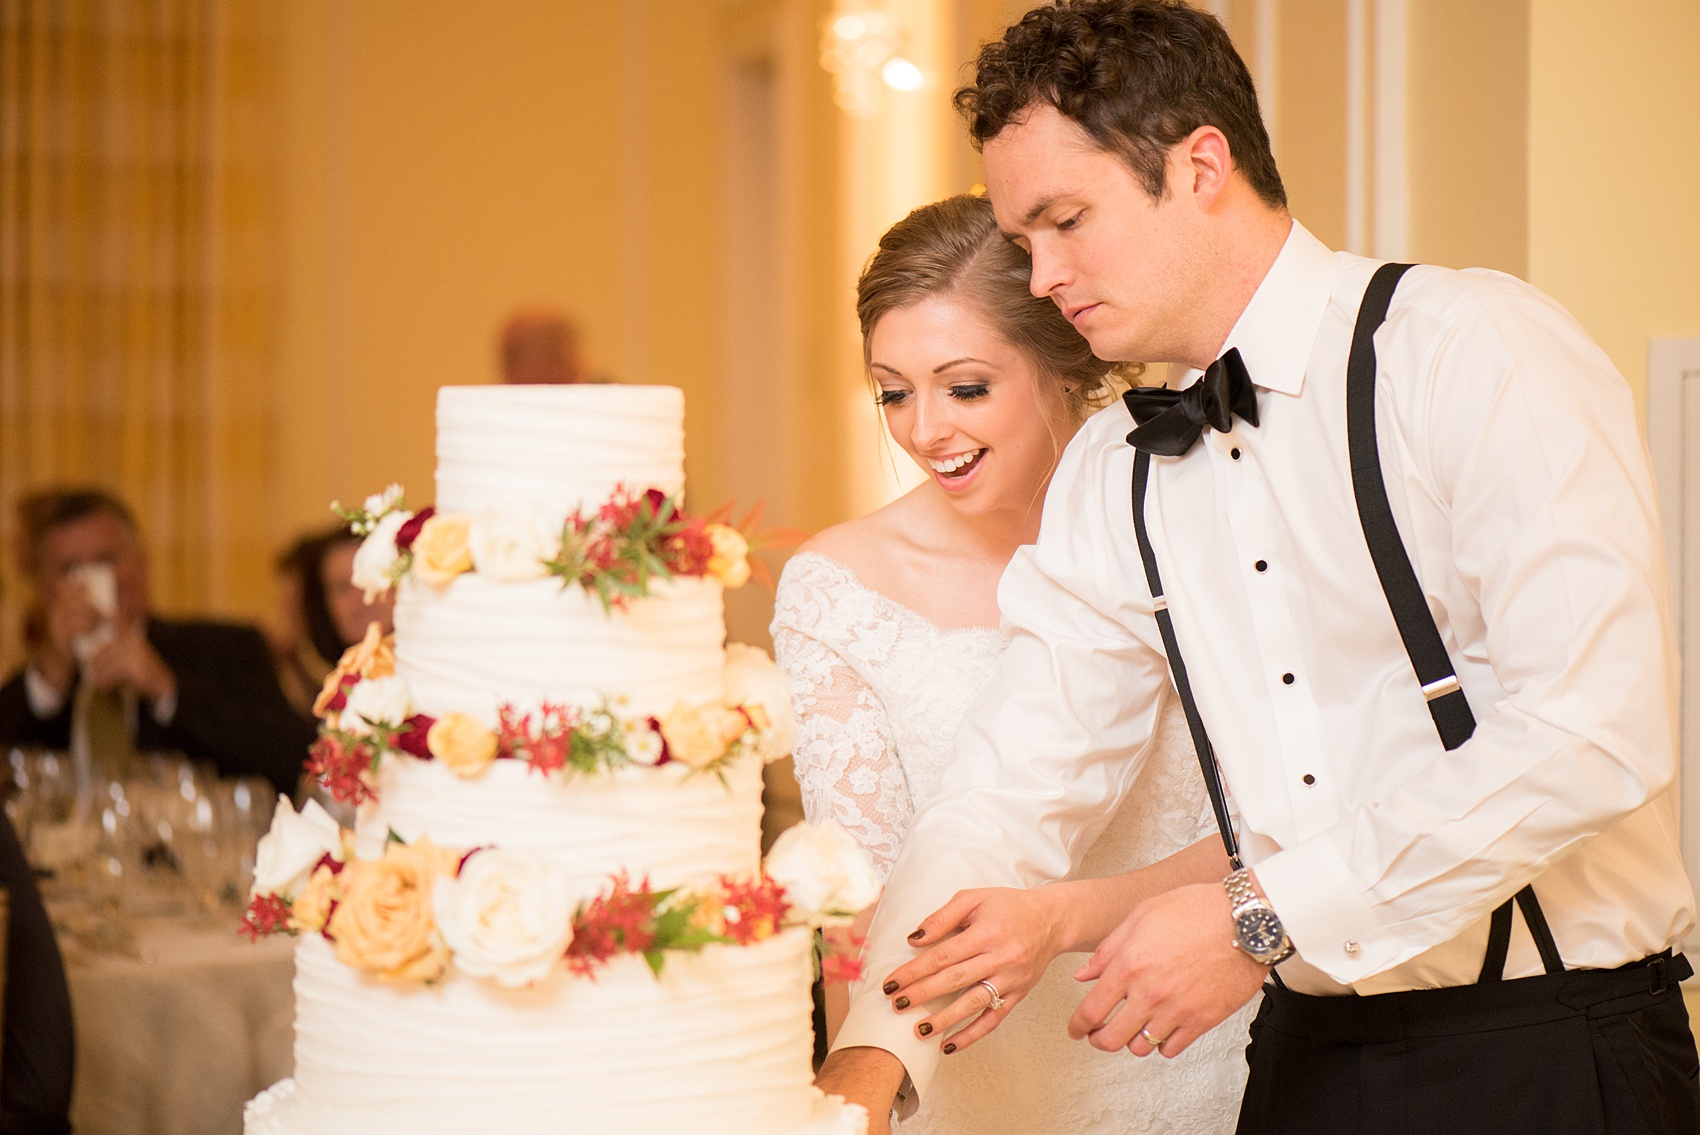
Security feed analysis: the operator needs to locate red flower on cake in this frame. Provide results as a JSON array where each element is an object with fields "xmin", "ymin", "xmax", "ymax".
[
  {"xmin": 307, "ymin": 732, "xmax": 379, "ymax": 805},
  {"xmin": 718, "ymin": 874, "xmax": 790, "ymax": 946},
  {"xmin": 239, "ymin": 892, "xmax": 295, "ymax": 941},
  {"xmin": 391, "ymin": 713, "xmax": 437, "ymax": 760},
  {"xmin": 661, "ymin": 517, "xmax": 713, "ymax": 577},
  {"xmin": 497, "ymin": 701, "xmax": 579, "ymax": 775},
  {"xmin": 819, "ymin": 927, "xmax": 867, "ymax": 985},
  {"xmin": 565, "ymin": 873, "xmax": 659, "ymax": 978},
  {"xmin": 393, "ymin": 505, "xmax": 435, "ymax": 552}
]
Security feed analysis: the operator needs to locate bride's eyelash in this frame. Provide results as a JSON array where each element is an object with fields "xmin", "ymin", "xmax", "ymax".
[
  {"xmin": 876, "ymin": 389, "xmax": 909, "ymax": 406},
  {"xmin": 950, "ymin": 384, "xmax": 990, "ymax": 401}
]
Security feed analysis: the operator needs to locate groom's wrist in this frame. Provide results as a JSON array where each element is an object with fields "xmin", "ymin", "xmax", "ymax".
[{"xmin": 815, "ymin": 1046, "xmax": 906, "ymax": 1112}]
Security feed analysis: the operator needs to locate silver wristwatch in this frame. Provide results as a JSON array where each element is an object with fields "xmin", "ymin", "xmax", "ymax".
[{"xmin": 1224, "ymin": 868, "xmax": 1294, "ymax": 966}]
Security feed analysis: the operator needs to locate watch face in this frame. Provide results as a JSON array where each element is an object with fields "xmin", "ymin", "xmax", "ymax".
[{"xmin": 1235, "ymin": 909, "xmax": 1286, "ymax": 955}]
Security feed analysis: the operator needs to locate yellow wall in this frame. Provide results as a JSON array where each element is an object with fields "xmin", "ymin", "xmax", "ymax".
[
  {"xmin": 1527, "ymin": 0, "xmax": 1700, "ymax": 409},
  {"xmin": 274, "ymin": 0, "xmax": 729, "ymax": 556}
]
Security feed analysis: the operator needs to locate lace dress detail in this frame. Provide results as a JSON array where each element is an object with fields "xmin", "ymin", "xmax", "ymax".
[{"xmin": 773, "ymin": 552, "xmax": 1251, "ymax": 1135}]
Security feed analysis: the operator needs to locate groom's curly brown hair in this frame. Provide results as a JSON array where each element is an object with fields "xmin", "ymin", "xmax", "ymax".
[{"xmin": 955, "ymin": 1, "xmax": 1285, "ymax": 209}]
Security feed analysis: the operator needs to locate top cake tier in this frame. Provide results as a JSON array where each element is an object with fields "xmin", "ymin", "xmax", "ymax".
[{"xmin": 434, "ymin": 384, "xmax": 686, "ymax": 516}]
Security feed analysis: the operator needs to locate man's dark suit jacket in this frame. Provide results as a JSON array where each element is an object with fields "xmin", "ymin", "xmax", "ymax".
[
  {"xmin": 0, "ymin": 618, "xmax": 315, "ymax": 796},
  {"xmin": 0, "ymin": 809, "xmax": 72, "ymax": 1135}
]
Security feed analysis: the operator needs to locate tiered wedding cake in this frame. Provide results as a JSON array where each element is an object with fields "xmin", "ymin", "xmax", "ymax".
[{"xmin": 242, "ymin": 385, "xmax": 870, "ymax": 1135}]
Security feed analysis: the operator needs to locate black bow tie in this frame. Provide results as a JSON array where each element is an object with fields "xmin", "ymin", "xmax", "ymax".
[{"xmin": 1123, "ymin": 348, "xmax": 1260, "ymax": 456}]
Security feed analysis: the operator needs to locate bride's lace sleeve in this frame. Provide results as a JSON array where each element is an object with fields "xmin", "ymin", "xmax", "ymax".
[{"xmin": 772, "ymin": 556, "xmax": 913, "ymax": 882}]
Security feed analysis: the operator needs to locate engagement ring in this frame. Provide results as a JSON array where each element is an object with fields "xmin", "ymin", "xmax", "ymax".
[
  {"xmin": 1139, "ymin": 1028, "xmax": 1166, "ymax": 1050},
  {"xmin": 975, "ymin": 979, "xmax": 1006, "ymax": 1011}
]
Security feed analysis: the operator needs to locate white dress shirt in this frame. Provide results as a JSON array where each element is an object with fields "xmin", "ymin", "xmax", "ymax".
[{"xmin": 836, "ymin": 221, "xmax": 1697, "ymax": 1109}]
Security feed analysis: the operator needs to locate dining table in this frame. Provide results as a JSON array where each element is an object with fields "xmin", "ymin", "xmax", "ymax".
[{"xmin": 60, "ymin": 910, "xmax": 295, "ymax": 1135}]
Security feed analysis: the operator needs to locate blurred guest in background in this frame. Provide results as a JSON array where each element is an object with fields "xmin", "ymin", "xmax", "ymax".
[
  {"xmin": 270, "ymin": 526, "xmax": 395, "ymax": 722},
  {"xmin": 0, "ymin": 489, "xmax": 313, "ymax": 795},
  {"xmin": 499, "ymin": 306, "xmax": 602, "ymax": 385},
  {"xmin": 0, "ymin": 806, "xmax": 74, "ymax": 1135}
]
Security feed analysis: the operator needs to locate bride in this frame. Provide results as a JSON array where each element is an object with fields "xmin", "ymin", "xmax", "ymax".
[{"xmin": 772, "ymin": 193, "xmax": 1253, "ymax": 1135}]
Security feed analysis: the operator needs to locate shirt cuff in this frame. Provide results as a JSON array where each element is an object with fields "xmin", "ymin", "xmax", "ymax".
[
  {"xmin": 23, "ymin": 666, "xmax": 68, "ymax": 719},
  {"xmin": 832, "ymin": 978, "xmax": 945, "ymax": 1122},
  {"xmin": 149, "ymin": 687, "xmax": 178, "ymax": 727},
  {"xmin": 1253, "ymin": 834, "xmax": 1389, "ymax": 983}
]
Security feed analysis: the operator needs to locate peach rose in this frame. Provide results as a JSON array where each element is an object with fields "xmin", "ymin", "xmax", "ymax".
[
  {"xmin": 704, "ymin": 524, "xmax": 751, "ymax": 588},
  {"xmin": 427, "ymin": 713, "xmax": 499, "ymax": 778},
  {"xmin": 313, "ymin": 622, "xmax": 396, "ymax": 718},
  {"xmin": 329, "ymin": 837, "xmax": 460, "ymax": 983},
  {"xmin": 658, "ymin": 703, "xmax": 752, "ymax": 769},
  {"xmin": 290, "ymin": 864, "xmax": 342, "ymax": 933},
  {"xmin": 411, "ymin": 513, "xmax": 475, "ymax": 587}
]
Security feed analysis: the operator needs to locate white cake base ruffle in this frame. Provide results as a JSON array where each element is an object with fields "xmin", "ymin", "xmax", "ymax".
[{"xmin": 244, "ymin": 1077, "xmax": 868, "ymax": 1135}]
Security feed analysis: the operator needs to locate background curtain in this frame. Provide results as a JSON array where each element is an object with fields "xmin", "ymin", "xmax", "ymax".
[{"xmin": 0, "ymin": 0, "xmax": 279, "ymax": 672}]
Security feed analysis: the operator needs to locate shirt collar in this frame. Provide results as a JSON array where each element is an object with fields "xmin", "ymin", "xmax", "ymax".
[{"xmin": 1172, "ymin": 220, "xmax": 1339, "ymax": 398}]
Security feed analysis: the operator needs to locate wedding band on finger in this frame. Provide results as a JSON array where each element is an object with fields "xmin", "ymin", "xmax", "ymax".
[
  {"xmin": 975, "ymin": 979, "xmax": 1006, "ymax": 1011},
  {"xmin": 1139, "ymin": 1028, "xmax": 1167, "ymax": 1051}
]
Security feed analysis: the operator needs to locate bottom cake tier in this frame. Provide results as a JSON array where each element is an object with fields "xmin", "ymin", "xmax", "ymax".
[{"xmin": 246, "ymin": 929, "xmax": 864, "ymax": 1135}]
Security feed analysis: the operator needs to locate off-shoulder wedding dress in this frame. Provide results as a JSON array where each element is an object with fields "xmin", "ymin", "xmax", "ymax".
[{"xmin": 772, "ymin": 551, "xmax": 1252, "ymax": 1135}]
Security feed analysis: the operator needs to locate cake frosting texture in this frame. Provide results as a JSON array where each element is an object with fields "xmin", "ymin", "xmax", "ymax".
[{"xmin": 434, "ymin": 383, "xmax": 686, "ymax": 517}]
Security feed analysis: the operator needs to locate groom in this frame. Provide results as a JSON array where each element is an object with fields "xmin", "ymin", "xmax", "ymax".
[{"xmin": 818, "ymin": 2, "xmax": 1698, "ymax": 1132}]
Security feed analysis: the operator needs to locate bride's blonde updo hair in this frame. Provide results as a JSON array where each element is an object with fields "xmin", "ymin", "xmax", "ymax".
[{"xmin": 856, "ymin": 193, "xmax": 1135, "ymax": 421}]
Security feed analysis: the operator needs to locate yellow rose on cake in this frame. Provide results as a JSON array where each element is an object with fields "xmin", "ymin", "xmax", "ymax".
[
  {"xmin": 312, "ymin": 622, "xmax": 396, "ymax": 719},
  {"xmin": 290, "ymin": 863, "xmax": 343, "ymax": 933},
  {"xmin": 659, "ymin": 702, "xmax": 753, "ymax": 769},
  {"xmin": 410, "ymin": 513, "xmax": 475, "ymax": 586},
  {"xmin": 703, "ymin": 523, "xmax": 751, "ymax": 588},
  {"xmin": 329, "ymin": 837, "xmax": 461, "ymax": 983},
  {"xmin": 721, "ymin": 643, "xmax": 797, "ymax": 762},
  {"xmin": 427, "ymin": 712, "xmax": 500, "ymax": 778}
]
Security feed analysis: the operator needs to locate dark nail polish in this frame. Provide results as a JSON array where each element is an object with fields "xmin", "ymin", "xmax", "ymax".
[
  {"xmin": 882, "ymin": 980, "xmax": 899, "ymax": 995},
  {"xmin": 908, "ymin": 928, "xmax": 926, "ymax": 941},
  {"xmin": 917, "ymin": 1022, "xmax": 933, "ymax": 1037},
  {"xmin": 894, "ymin": 996, "xmax": 910, "ymax": 1010},
  {"xmin": 943, "ymin": 1043, "xmax": 957, "ymax": 1055}
]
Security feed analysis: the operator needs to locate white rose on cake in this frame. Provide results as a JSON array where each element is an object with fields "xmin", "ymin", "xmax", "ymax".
[
  {"xmin": 433, "ymin": 848, "xmax": 575, "ymax": 987},
  {"xmin": 251, "ymin": 797, "xmax": 343, "ymax": 899},
  {"xmin": 350, "ymin": 509, "xmax": 411, "ymax": 600},
  {"xmin": 341, "ymin": 674, "xmax": 412, "ymax": 735},
  {"xmin": 722, "ymin": 644, "xmax": 798, "ymax": 762},
  {"xmin": 764, "ymin": 820, "xmax": 881, "ymax": 927},
  {"xmin": 469, "ymin": 504, "xmax": 562, "ymax": 582}
]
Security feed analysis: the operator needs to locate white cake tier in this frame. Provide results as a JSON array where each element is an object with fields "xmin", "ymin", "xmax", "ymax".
[
  {"xmin": 371, "ymin": 749, "xmax": 765, "ymax": 895},
  {"xmin": 245, "ymin": 931, "xmax": 866, "ymax": 1135},
  {"xmin": 393, "ymin": 571, "xmax": 726, "ymax": 722},
  {"xmin": 434, "ymin": 384, "xmax": 686, "ymax": 517}
]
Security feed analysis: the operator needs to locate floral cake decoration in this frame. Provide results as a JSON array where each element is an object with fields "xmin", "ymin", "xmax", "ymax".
[
  {"xmin": 303, "ymin": 622, "xmax": 794, "ymax": 806},
  {"xmin": 335, "ymin": 482, "xmax": 801, "ymax": 610},
  {"xmin": 242, "ymin": 802, "xmax": 880, "ymax": 991}
]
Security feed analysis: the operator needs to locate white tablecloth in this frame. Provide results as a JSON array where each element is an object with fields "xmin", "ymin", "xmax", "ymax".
[{"xmin": 64, "ymin": 917, "xmax": 295, "ymax": 1135}]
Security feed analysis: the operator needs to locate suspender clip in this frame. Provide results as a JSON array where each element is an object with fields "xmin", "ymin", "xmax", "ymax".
[{"xmin": 1421, "ymin": 675, "xmax": 1461, "ymax": 702}]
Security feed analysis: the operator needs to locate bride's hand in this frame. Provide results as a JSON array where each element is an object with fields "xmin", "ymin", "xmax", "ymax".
[{"xmin": 878, "ymin": 886, "xmax": 1064, "ymax": 1055}]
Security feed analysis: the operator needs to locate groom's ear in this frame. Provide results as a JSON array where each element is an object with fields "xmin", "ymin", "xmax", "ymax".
[{"xmin": 1175, "ymin": 125, "xmax": 1235, "ymax": 213}]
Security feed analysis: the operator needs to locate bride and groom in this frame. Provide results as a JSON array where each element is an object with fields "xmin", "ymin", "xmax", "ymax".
[{"xmin": 772, "ymin": 3, "xmax": 1700, "ymax": 1134}]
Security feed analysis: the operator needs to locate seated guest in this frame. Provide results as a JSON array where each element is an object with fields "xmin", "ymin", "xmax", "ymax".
[
  {"xmin": 270, "ymin": 526, "xmax": 395, "ymax": 721},
  {"xmin": 0, "ymin": 488, "xmax": 314, "ymax": 795},
  {"xmin": 0, "ymin": 808, "xmax": 73, "ymax": 1135}
]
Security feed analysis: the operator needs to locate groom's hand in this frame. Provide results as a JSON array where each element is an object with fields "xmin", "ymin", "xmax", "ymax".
[{"xmin": 1067, "ymin": 881, "xmax": 1266, "ymax": 1058}]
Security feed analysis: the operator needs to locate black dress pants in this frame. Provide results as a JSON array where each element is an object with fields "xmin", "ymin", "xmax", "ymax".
[{"xmin": 1236, "ymin": 954, "xmax": 1700, "ymax": 1135}]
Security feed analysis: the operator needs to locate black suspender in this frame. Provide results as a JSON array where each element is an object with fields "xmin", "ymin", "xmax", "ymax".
[
  {"xmin": 1130, "ymin": 261, "xmax": 1564, "ymax": 982},
  {"xmin": 1131, "ymin": 451, "xmax": 1242, "ymax": 871}
]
